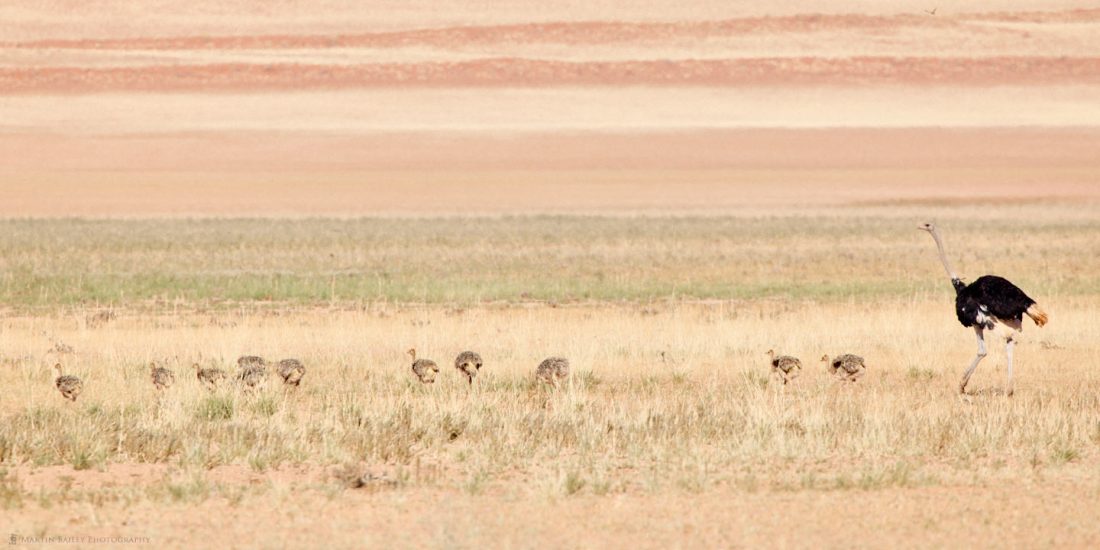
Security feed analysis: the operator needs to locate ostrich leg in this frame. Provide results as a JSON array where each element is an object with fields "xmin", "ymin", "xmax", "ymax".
[
  {"xmin": 1005, "ymin": 338, "xmax": 1016, "ymax": 397},
  {"xmin": 960, "ymin": 326, "xmax": 987, "ymax": 394}
]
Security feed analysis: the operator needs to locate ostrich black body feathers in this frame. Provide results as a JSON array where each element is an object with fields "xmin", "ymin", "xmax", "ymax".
[{"xmin": 952, "ymin": 275, "xmax": 1036, "ymax": 329}]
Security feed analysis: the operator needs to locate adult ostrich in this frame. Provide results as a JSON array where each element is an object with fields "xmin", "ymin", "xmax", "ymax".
[{"xmin": 918, "ymin": 222, "xmax": 1048, "ymax": 396}]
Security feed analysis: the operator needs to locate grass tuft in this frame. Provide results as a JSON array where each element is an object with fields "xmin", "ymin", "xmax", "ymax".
[{"xmin": 196, "ymin": 396, "xmax": 235, "ymax": 421}]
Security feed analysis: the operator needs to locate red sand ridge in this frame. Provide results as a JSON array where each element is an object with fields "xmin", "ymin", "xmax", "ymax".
[{"xmin": 3, "ymin": 57, "xmax": 1099, "ymax": 94}]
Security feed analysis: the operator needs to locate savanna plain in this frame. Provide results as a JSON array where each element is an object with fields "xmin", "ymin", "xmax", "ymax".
[
  {"xmin": 4, "ymin": 1, "xmax": 1100, "ymax": 547},
  {"xmin": 1, "ymin": 203, "xmax": 1099, "ymax": 548}
]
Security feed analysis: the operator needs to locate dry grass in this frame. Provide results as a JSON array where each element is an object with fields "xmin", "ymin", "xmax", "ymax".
[
  {"xmin": 1, "ymin": 206, "xmax": 1099, "ymax": 547},
  {"xmin": 2, "ymin": 208, "xmax": 1099, "ymax": 308},
  {"xmin": 1, "ymin": 299, "xmax": 1096, "ymax": 494}
]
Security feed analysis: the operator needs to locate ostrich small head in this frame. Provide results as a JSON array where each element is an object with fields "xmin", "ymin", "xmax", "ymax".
[
  {"xmin": 820, "ymin": 354, "xmax": 830, "ymax": 363},
  {"xmin": 53, "ymin": 362, "xmax": 63, "ymax": 376},
  {"xmin": 917, "ymin": 222, "xmax": 936, "ymax": 233},
  {"xmin": 192, "ymin": 363, "xmax": 202, "ymax": 373},
  {"xmin": 407, "ymin": 348, "xmax": 417, "ymax": 361},
  {"xmin": 765, "ymin": 349, "xmax": 776, "ymax": 359}
]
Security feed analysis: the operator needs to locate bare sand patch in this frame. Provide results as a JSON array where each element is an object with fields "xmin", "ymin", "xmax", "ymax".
[
  {"xmin": 1, "ymin": 128, "xmax": 1098, "ymax": 217},
  {"xmin": 5, "ymin": 481, "xmax": 1100, "ymax": 549}
]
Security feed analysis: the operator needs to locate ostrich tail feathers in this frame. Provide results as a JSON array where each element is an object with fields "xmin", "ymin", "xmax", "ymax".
[{"xmin": 1026, "ymin": 304, "xmax": 1048, "ymax": 327}]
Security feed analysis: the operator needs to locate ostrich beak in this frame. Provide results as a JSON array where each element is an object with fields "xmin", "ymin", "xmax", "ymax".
[{"xmin": 917, "ymin": 223, "xmax": 934, "ymax": 232}]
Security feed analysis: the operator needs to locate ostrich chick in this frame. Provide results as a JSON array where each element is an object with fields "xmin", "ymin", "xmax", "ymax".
[
  {"xmin": 276, "ymin": 359, "xmax": 306, "ymax": 386},
  {"xmin": 150, "ymin": 362, "xmax": 176, "ymax": 391},
  {"xmin": 194, "ymin": 363, "xmax": 227, "ymax": 391},
  {"xmin": 766, "ymin": 349, "xmax": 802, "ymax": 385},
  {"xmin": 821, "ymin": 354, "xmax": 866, "ymax": 382},
  {"xmin": 53, "ymin": 363, "xmax": 83, "ymax": 402},
  {"xmin": 536, "ymin": 357, "xmax": 570, "ymax": 386},
  {"xmin": 237, "ymin": 355, "xmax": 267, "ymax": 371},
  {"xmin": 408, "ymin": 348, "xmax": 439, "ymax": 384},
  {"xmin": 454, "ymin": 351, "xmax": 483, "ymax": 385}
]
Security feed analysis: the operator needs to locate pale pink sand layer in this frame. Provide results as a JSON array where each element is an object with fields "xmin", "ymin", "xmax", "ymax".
[
  {"xmin": 1, "ymin": 2, "xmax": 1097, "ymax": 216},
  {"xmin": 2, "ymin": 129, "xmax": 1097, "ymax": 217}
]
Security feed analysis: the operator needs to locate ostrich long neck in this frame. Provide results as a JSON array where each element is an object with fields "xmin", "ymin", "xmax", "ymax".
[{"xmin": 929, "ymin": 228, "xmax": 959, "ymax": 281}]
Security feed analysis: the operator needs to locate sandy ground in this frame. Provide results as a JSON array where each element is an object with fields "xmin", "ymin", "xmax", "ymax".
[
  {"xmin": 1, "ymin": 127, "xmax": 1098, "ymax": 216},
  {"xmin": 5, "ymin": 468, "xmax": 1100, "ymax": 549},
  {"xmin": 2, "ymin": 3, "xmax": 1099, "ymax": 217},
  {"xmin": 5, "ymin": 2, "xmax": 1099, "ymax": 42}
]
